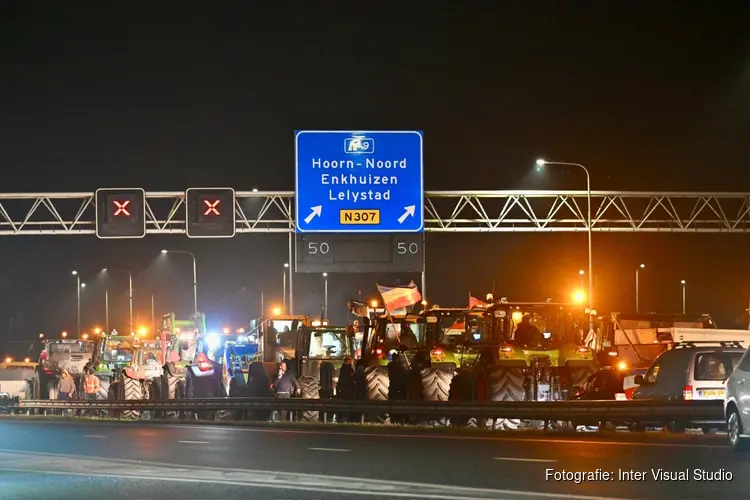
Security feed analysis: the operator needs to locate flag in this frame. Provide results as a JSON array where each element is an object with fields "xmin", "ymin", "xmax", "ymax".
[
  {"xmin": 469, "ymin": 294, "xmax": 488, "ymax": 309},
  {"xmin": 376, "ymin": 281, "xmax": 422, "ymax": 314}
]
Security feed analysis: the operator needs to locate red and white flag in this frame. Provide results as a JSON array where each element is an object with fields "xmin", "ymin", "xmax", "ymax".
[
  {"xmin": 376, "ymin": 281, "xmax": 422, "ymax": 314},
  {"xmin": 469, "ymin": 295, "xmax": 488, "ymax": 309}
]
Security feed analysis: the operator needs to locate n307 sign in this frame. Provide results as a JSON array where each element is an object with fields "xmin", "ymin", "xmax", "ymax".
[
  {"xmin": 95, "ymin": 188, "xmax": 147, "ymax": 239},
  {"xmin": 185, "ymin": 188, "xmax": 236, "ymax": 238}
]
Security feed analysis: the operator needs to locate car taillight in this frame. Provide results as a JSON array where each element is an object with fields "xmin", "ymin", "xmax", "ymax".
[
  {"xmin": 683, "ymin": 385, "xmax": 693, "ymax": 400},
  {"xmin": 577, "ymin": 346, "xmax": 591, "ymax": 353},
  {"xmin": 195, "ymin": 353, "xmax": 212, "ymax": 371},
  {"xmin": 500, "ymin": 345, "xmax": 513, "ymax": 353},
  {"xmin": 430, "ymin": 348, "xmax": 444, "ymax": 359}
]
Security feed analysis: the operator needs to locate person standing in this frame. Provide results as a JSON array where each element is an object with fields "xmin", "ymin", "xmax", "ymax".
[
  {"xmin": 58, "ymin": 370, "xmax": 76, "ymax": 400},
  {"xmin": 83, "ymin": 368, "xmax": 100, "ymax": 401},
  {"xmin": 272, "ymin": 360, "xmax": 299, "ymax": 421}
]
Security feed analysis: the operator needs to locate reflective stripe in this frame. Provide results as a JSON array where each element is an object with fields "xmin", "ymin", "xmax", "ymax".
[{"xmin": 84, "ymin": 376, "xmax": 99, "ymax": 394}]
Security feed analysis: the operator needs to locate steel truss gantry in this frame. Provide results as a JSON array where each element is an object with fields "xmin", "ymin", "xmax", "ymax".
[{"xmin": 1, "ymin": 190, "xmax": 750, "ymax": 235}]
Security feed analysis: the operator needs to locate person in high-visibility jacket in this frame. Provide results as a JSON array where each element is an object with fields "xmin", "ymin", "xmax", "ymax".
[{"xmin": 83, "ymin": 368, "xmax": 100, "ymax": 401}]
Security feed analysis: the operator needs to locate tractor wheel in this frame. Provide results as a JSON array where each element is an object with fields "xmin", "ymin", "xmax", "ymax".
[
  {"xmin": 568, "ymin": 365, "xmax": 597, "ymax": 388},
  {"xmin": 166, "ymin": 373, "xmax": 180, "ymax": 400},
  {"xmin": 365, "ymin": 365, "xmax": 389, "ymax": 401},
  {"xmin": 420, "ymin": 368, "xmax": 453, "ymax": 402},
  {"xmin": 474, "ymin": 365, "xmax": 527, "ymax": 430},
  {"xmin": 46, "ymin": 380, "xmax": 59, "ymax": 401},
  {"xmin": 96, "ymin": 376, "xmax": 110, "ymax": 401},
  {"xmin": 121, "ymin": 377, "xmax": 144, "ymax": 419},
  {"xmin": 298, "ymin": 376, "xmax": 321, "ymax": 422}
]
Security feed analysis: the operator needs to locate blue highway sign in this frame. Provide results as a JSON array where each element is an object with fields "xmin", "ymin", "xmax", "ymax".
[{"xmin": 295, "ymin": 130, "xmax": 424, "ymax": 233}]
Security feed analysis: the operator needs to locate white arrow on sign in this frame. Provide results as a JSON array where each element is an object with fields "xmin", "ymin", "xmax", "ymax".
[
  {"xmin": 397, "ymin": 205, "xmax": 416, "ymax": 224},
  {"xmin": 304, "ymin": 205, "xmax": 323, "ymax": 224}
]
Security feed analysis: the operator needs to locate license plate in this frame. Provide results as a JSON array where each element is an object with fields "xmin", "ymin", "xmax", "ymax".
[
  {"xmin": 615, "ymin": 393, "xmax": 627, "ymax": 401},
  {"xmin": 698, "ymin": 389, "xmax": 725, "ymax": 398}
]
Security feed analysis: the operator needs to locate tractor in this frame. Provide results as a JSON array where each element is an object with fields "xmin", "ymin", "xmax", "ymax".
[
  {"xmin": 32, "ymin": 339, "xmax": 96, "ymax": 400},
  {"xmin": 290, "ymin": 323, "xmax": 357, "ymax": 421},
  {"xmin": 254, "ymin": 314, "xmax": 311, "ymax": 381},
  {"xmin": 218, "ymin": 336, "xmax": 260, "ymax": 397},
  {"xmin": 454, "ymin": 298, "xmax": 597, "ymax": 429},
  {"xmin": 158, "ymin": 312, "xmax": 223, "ymax": 402}
]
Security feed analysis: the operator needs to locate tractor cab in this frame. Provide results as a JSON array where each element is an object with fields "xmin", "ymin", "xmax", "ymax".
[
  {"xmin": 292, "ymin": 325, "xmax": 358, "ymax": 412},
  {"xmin": 92, "ymin": 335, "xmax": 137, "ymax": 376}
]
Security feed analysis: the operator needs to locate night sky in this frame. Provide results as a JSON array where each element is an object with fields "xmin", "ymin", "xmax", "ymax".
[{"xmin": 1, "ymin": 3, "xmax": 749, "ymax": 355}]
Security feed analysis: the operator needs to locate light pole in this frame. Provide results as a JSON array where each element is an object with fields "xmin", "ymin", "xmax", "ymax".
[
  {"xmin": 681, "ymin": 280, "xmax": 687, "ymax": 315},
  {"xmin": 635, "ymin": 264, "xmax": 645, "ymax": 313},
  {"xmin": 536, "ymin": 159, "xmax": 593, "ymax": 328},
  {"xmin": 71, "ymin": 271, "xmax": 84, "ymax": 335},
  {"xmin": 102, "ymin": 268, "xmax": 133, "ymax": 334},
  {"xmin": 283, "ymin": 263, "xmax": 289, "ymax": 313},
  {"xmin": 322, "ymin": 272, "xmax": 328, "ymax": 320},
  {"xmin": 161, "ymin": 250, "xmax": 198, "ymax": 315},
  {"xmin": 105, "ymin": 289, "xmax": 109, "ymax": 333}
]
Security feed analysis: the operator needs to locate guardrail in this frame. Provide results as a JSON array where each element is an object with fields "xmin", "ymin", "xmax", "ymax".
[{"xmin": 9, "ymin": 398, "xmax": 724, "ymax": 423}]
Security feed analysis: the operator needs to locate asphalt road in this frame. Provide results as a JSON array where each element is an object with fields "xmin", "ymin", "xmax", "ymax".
[{"xmin": 0, "ymin": 420, "xmax": 748, "ymax": 499}]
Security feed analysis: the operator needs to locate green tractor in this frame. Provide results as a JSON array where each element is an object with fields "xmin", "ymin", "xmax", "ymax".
[
  {"xmin": 158, "ymin": 312, "xmax": 216, "ymax": 401},
  {"xmin": 351, "ymin": 305, "xmax": 471, "ymax": 411},
  {"xmin": 288, "ymin": 324, "xmax": 357, "ymax": 421},
  {"xmin": 90, "ymin": 333, "xmax": 142, "ymax": 417},
  {"xmin": 453, "ymin": 299, "xmax": 597, "ymax": 429}
]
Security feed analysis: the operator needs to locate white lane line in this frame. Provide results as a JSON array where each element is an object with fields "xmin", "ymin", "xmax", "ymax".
[
  {"xmin": 170, "ymin": 424, "xmax": 724, "ymax": 449},
  {"xmin": 309, "ymin": 447, "xmax": 350, "ymax": 452},
  {"xmin": 494, "ymin": 457, "xmax": 557, "ymax": 463},
  {"xmin": 84, "ymin": 435, "xmax": 108, "ymax": 439},
  {"xmin": 178, "ymin": 440, "xmax": 210, "ymax": 444}
]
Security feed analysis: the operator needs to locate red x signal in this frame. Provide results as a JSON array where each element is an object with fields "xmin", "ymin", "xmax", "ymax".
[
  {"xmin": 203, "ymin": 199, "xmax": 221, "ymax": 216},
  {"xmin": 113, "ymin": 200, "xmax": 131, "ymax": 216}
]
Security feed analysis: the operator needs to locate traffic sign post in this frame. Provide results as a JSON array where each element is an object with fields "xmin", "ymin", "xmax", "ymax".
[
  {"xmin": 294, "ymin": 130, "xmax": 424, "ymax": 233},
  {"xmin": 185, "ymin": 188, "xmax": 236, "ymax": 238},
  {"xmin": 95, "ymin": 188, "xmax": 147, "ymax": 239}
]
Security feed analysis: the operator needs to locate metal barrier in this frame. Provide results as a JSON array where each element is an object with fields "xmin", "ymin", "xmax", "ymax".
[{"xmin": 11, "ymin": 398, "xmax": 724, "ymax": 422}]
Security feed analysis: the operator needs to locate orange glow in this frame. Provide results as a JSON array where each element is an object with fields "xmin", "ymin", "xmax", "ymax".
[
  {"xmin": 138, "ymin": 326, "xmax": 148, "ymax": 337},
  {"xmin": 4, "ymin": 357, "xmax": 11, "ymax": 363},
  {"xmin": 24, "ymin": 357, "xmax": 30, "ymax": 363},
  {"xmin": 572, "ymin": 290, "xmax": 585, "ymax": 304},
  {"xmin": 94, "ymin": 327, "xmax": 102, "ymax": 334},
  {"xmin": 61, "ymin": 331, "xmax": 68, "ymax": 338},
  {"xmin": 271, "ymin": 307, "xmax": 281, "ymax": 316},
  {"xmin": 370, "ymin": 300, "xmax": 378, "ymax": 308},
  {"xmin": 39, "ymin": 333, "xmax": 45, "ymax": 339},
  {"xmin": 81, "ymin": 333, "xmax": 89, "ymax": 340}
]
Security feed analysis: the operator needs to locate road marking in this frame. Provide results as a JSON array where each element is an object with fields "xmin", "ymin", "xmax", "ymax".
[
  {"xmin": 170, "ymin": 424, "xmax": 725, "ymax": 449},
  {"xmin": 84, "ymin": 435, "xmax": 108, "ymax": 439},
  {"xmin": 0, "ymin": 449, "xmax": 632, "ymax": 500},
  {"xmin": 178, "ymin": 440, "xmax": 210, "ymax": 444},
  {"xmin": 308, "ymin": 447, "xmax": 350, "ymax": 452},
  {"xmin": 493, "ymin": 457, "xmax": 557, "ymax": 463}
]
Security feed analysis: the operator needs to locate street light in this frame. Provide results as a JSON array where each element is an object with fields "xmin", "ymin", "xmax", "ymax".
[
  {"xmin": 61, "ymin": 331, "xmax": 68, "ymax": 338},
  {"xmin": 271, "ymin": 306, "xmax": 281, "ymax": 316},
  {"xmin": 578, "ymin": 269, "xmax": 584, "ymax": 289},
  {"xmin": 681, "ymin": 280, "xmax": 687, "ymax": 315},
  {"xmin": 322, "ymin": 272, "xmax": 328, "ymax": 320},
  {"xmin": 536, "ymin": 159, "xmax": 593, "ymax": 328},
  {"xmin": 283, "ymin": 263, "xmax": 290, "ymax": 313},
  {"xmin": 635, "ymin": 264, "xmax": 646, "ymax": 313},
  {"xmin": 161, "ymin": 250, "xmax": 198, "ymax": 314},
  {"xmin": 102, "ymin": 268, "xmax": 133, "ymax": 334}
]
